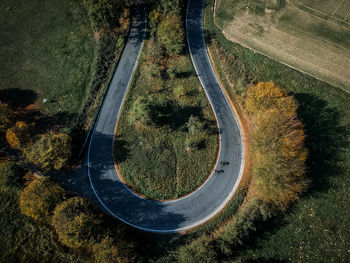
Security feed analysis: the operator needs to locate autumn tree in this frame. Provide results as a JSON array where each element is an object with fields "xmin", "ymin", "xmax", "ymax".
[
  {"xmin": 19, "ymin": 177, "xmax": 65, "ymax": 223},
  {"xmin": 24, "ymin": 132, "xmax": 72, "ymax": 170},
  {"xmin": 52, "ymin": 197, "xmax": 102, "ymax": 249},
  {"xmin": 245, "ymin": 82, "xmax": 308, "ymax": 211},
  {"xmin": 92, "ymin": 236, "xmax": 120, "ymax": 263},
  {"xmin": 6, "ymin": 121, "xmax": 32, "ymax": 149},
  {"xmin": 157, "ymin": 15, "xmax": 185, "ymax": 54}
]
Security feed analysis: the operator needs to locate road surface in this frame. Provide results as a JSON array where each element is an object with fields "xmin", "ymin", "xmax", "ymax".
[{"xmin": 88, "ymin": 0, "xmax": 244, "ymax": 233}]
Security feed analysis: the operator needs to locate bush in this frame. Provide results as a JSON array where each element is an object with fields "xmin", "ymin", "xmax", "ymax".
[
  {"xmin": 24, "ymin": 132, "xmax": 72, "ymax": 170},
  {"xmin": 19, "ymin": 177, "xmax": 65, "ymax": 223},
  {"xmin": 51, "ymin": 197, "xmax": 102, "ymax": 249},
  {"xmin": 0, "ymin": 161, "xmax": 23, "ymax": 191},
  {"xmin": 157, "ymin": 15, "xmax": 185, "ymax": 54}
]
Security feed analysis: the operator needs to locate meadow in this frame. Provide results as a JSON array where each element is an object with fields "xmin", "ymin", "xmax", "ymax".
[{"xmin": 0, "ymin": 0, "xmax": 95, "ymax": 120}]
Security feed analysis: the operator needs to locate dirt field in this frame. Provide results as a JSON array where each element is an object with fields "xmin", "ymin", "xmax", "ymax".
[{"xmin": 215, "ymin": 0, "xmax": 350, "ymax": 92}]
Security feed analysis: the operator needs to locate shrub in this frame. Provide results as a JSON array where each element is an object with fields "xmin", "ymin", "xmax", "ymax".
[
  {"xmin": 157, "ymin": 15, "xmax": 185, "ymax": 54},
  {"xmin": 51, "ymin": 197, "xmax": 102, "ymax": 249},
  {"xmin": 24, "ymin": 132, "xmax": 72, "ymax": 170},
  {"xmin": 0, "ymin": 161, "xmax": 23, "ymax": 191},
  {"xmin": 19, "ymin": 177, "xmax": 65, "ymax": 223}
]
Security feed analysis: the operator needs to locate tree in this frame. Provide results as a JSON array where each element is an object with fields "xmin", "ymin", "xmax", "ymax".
[
  {"xmin": 177, "ymin": 235, "xmax": 217, "ymax": 263},
  {"xmin": 130, "ymin": 97, "xmax": 152, "ymax": 126},
  {"xmin": 244, "ymin": 81, "xmax": 297, "ymax": 114},
  {"xmin": 0, "ymin": 161, "xmax": 23, "ymax": 191},
  {"xmin": 24, "ymin": 132, "xmax": 72, "ymax": 170},
  {"xmin": 92, "ymin": 236, "xmax": 119, "ymax": 263},
  {"xmin": 185, "ymin": 115, "xmax": 205, "ymax": 150},
  {"xmin": 52, "ymin": 197, "xmax": 102, "ymax": 249},
  {"xmin": 19, "ymin": 177, "xmax": 65, "ymax": 223},
  {"xmin": 245, "ymin": 82, "xmax": 308, "ymax": 211},
  {"xmin": 186, "ymin": 115, "xmax": 204, "ymax": 135},
  {"xmin": 6, "ymin": 121, "xmax": 32, "ymax": 149},
  {"xmin": 157, "ymin": 15, "xmax": 185, "ymax": 54}
]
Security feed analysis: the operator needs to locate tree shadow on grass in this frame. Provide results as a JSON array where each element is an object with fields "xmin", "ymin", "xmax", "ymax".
[
  {"xmin": 294, "ymin": 93, "xmax": 349, "ymax": 193},
  {"xmin": 114, "ymin": 137, "xmax": 129, "ymax": 163},
  {"xmin": 0, "ymin": 88, "xmax": 38, "ymax": 108},
  {"xmin": 149, "ymin": 100, "xmax": 203, "ymax": 130}
]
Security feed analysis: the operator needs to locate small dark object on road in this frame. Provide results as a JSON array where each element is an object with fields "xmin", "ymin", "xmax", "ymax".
[{"xmin": 221, "ymin": 161, "xmax": 230, "ymax": 166}]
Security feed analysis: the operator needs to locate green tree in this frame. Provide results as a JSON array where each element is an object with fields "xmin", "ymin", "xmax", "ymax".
[
  {"xmin": 185, "ymin": 115, "xmax": 205, "ymax": 150},
  {"xmin": 130, "ymin": 97, "xmax": 152, "ymax": 126},
  {"xmin": 157, "ymin": 15, "xmax": 185, "ymax": 54},
  {"xmin": 177, "ymin": 235, "xmax": 217, "ymax": 263},
  {"xmin": 186, "ymin": 115, "xmax": 204, "ymax": 135},
  {"xmin": 52, "ymin": 197, "xmax": 102, "ymax": 249},
  {"xmin": 19, "ymin": 177, "xmax": 65, "ymax": 223},
  {"xmin": 0, "ymin": 161, "xmax": 23, "ymax": 191},
  {"xmin": 24, "ymin": 133, "xmax": 72, "ymax": 170}
]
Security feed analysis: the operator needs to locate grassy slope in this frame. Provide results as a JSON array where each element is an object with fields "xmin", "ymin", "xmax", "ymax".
[
  {"xmin": 205, "ymin": 0, "xmax": 350, "ymax": 261},
  {"xmin": 115, "ymin": 42, "xmax": 218, "ymax": 200},
  {"xmin": 0, "ymin": 0, "xmax": 95, "ymax": 119}
]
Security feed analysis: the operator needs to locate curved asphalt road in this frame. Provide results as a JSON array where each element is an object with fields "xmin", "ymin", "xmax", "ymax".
[{"xmin": 88, "ymin": 0, "xmax": 243, "ymax": 233}]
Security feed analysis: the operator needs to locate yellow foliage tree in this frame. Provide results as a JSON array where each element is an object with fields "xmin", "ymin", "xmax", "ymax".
[
  {"xmin": 24, "ymin": 132, "xmax": 71, "ymax": 170},
  {"xmin": 19, "ymin": 177, "xmax": 65, "ymax": 223},
  {"xmin": 245, "ymin": 82, "xmax": 308, "ymax": 211},
  {"xmin": 6, "ymin": 121, "xmax": 32, "ymax": 149}
]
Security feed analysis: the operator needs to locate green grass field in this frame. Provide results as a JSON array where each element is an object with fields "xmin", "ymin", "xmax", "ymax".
[
  {"xmin": 0, "ymin": 0, "xmax": 96, "ymax": 125},
  {"xmin": 204, "ymin": 0, "xmax": 350, "ymax": 261},
  {"xmin": 115, "ymin": 41, "xmax": 218, "ymax": 200}
]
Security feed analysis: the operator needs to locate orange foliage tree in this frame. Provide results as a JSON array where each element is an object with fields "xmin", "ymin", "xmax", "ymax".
[{"xmin": 245, "ymin": 82, "xmax": 308, "ymax": 210}]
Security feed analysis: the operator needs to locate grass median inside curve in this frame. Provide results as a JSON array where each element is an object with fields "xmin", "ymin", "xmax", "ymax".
[{"xmin": 114, "ymin": 39, "xmax": 219, "ymax": 200}]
